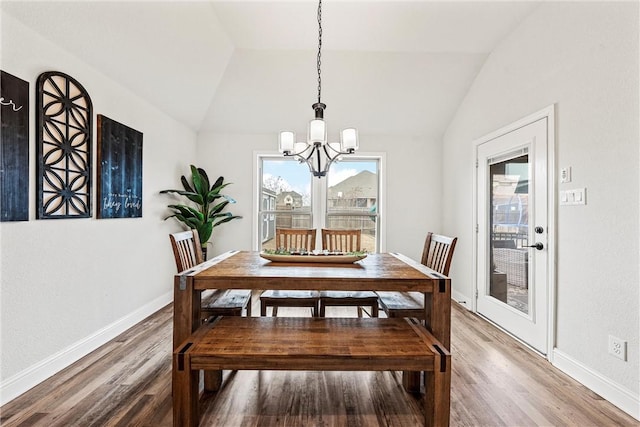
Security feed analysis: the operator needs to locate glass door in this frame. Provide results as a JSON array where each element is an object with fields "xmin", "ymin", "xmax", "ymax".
[{"xmin": 476, "ymin": 117, "xmax": 549, "ymax": 354}]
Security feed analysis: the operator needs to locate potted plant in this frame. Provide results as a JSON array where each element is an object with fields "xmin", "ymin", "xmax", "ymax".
[{"xmin": 160, "ymin": 165, "xmax": 241, "ymax": 258}]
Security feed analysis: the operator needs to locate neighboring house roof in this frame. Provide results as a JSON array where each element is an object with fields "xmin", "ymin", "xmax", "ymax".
[
  {"xmin": 328, "ymin": 170, "xmax": 377, "ymax": 199},
  {"xmin": 262, "ymin": 187, "xmax": 276, "ymax": 197}
]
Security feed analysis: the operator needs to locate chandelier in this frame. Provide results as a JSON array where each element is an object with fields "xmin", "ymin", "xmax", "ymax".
[{"xmin": 278, "ymin": 0, "xmax": 359, "ymax": 178}]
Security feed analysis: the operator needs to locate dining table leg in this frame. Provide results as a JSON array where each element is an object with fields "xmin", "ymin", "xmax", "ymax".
[
  {"xmin": 402, "ymin": 283, "xmax": 450, "ymax": 394},
  {"xmin": 173, "ymin": 274, "xmax": 200, "ymax": 349},
  {"xmin": 430, "ymin": 277, "xmax": 451, "ymax": 349},
  {"xmin": 173, "ymin": 274, "xmax": 223, "ymax": 392}
]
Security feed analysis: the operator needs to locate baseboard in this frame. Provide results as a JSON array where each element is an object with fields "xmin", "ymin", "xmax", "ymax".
[
  {"xmin": 553, "ymin": 348, "xmax": 640, "ymax": 421},
  {"xmin": 0, "ymin": 291, "xmax": 173, "ymax": 406},
  {"xmin": 451, "ymin": 289, "xmax": 471, "ymax": 310}
]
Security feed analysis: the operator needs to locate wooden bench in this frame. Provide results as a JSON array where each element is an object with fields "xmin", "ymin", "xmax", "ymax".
[{"xmin": 173, "ymin": 316, "xmax": 451, "ymax": 427}]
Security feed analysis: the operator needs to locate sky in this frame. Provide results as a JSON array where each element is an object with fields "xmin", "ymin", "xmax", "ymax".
[{"xmin": 263, "ymin": 158, "xmax": 377, "ymax": 198}]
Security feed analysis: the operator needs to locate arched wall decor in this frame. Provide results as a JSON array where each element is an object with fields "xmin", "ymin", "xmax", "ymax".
[{"xmin": 36, "ymin": 71, "xmax": 93, "ymax": 219}]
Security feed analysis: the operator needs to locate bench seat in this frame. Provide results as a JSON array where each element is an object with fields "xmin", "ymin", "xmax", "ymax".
[
  {"xmin": 259, "ymin": 290, "xmax": 320, "ymax": 317},
  {"xmin": 201, "ymin": 289, "xmax": 252, "ymax": 318},
  {"xmin": 173, "ymin": 316, "xmax": 450, "ymax": 427},
  {"xmin": 377, "ymin": 291, "xmax": 427, "ymax": 318}
]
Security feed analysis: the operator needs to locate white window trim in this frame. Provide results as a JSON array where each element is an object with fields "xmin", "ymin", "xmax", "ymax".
[{"xmin": 253, "ymin": 150, "xmax": 387, "ymax": 252}]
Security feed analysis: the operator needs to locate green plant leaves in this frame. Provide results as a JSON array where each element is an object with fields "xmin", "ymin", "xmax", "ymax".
[
  {"xmin": 197, "ymin": 167, "xmax": 210, "ymax": 192},
  {"xmin": 213, "ymin": 214, "xmax": 242, "ymax": 228},
  {"xmin": 180, "ymin": 175, "xmax": 194, "ymax": 193},
  {"xmin": 211, "ymin": 176, "xmax": 224, "ymax": 191},
  {"xmin": 160, "ymin": 165, "xmax": 242, "ymax": 248},
  {"xmin": 190, "ymin": 165, "xmax": 203, "ymax": 195},
  {"xmin": 160, "ymin": 188, "xmax": 203, "ymax": 205}
]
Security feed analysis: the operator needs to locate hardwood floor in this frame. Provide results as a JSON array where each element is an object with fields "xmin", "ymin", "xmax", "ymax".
[{"xmin": 1, "ymin": 297, "xmax": 636, "ymax": 426}]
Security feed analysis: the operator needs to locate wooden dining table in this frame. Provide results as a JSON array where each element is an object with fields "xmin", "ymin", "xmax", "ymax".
[{"xmin": 172, "ymin": 250, "xmax": 451, "ymax": 392}]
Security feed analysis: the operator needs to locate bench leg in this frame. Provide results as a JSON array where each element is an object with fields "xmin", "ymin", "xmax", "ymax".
[
  {"xmin": 403, "ymin": 371, "xmax": 421, "ymax": 393},
  {"xmin": 371, "ymin": 304, "xmax": 379, "ymax": 317},
  {"xmin": 173, "ymin": 347, "xmax": 199, "ymax": 427},
  {"xmin": 204, "ymin": 370, "xmax": 223, "ymax": 391},
  {"xmin": 424, "ymin": 350, "xmax": 451, "ymax": 427},
  {"xmin": 260, "ymin": 300, "xmax": 267, "ymax": 317}
]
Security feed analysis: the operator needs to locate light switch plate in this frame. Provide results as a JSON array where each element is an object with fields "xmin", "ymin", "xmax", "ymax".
[
  {"xmin": 560, "ymin": 188, "xmax": 586, "ymax": 205},
  {"xmin": 560, "ymin": 167, "xmax": 572, "ymax": 183}
]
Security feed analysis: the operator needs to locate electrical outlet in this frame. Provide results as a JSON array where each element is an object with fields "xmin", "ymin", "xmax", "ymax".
[{"xmin": 608, "ymin": 335, "xmax": 627, "ymax": 361}]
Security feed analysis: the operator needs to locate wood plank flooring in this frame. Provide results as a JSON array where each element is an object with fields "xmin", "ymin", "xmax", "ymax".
[{"xmin": 1, "ymin": 296, "xmax": 637, "ymax": 426}]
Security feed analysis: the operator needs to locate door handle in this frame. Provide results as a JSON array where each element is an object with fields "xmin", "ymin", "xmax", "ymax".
[{"xmin": 526, "ymin": 242, "xmax": 544, "ymax": 250}]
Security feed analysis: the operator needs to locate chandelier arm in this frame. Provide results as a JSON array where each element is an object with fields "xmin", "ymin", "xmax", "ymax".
[
  {"xmin": 300, "ymin": 145, "xmax": 323, "ymax": 177},
  {"xmin": 285, "ymin": 147, "xmax": 315, "ymax": 164},
  {"xmin": 321, "ymin": 145, "xmax": 339, "ymax": 176},
  {"xmin": 323, "ymin": 143, "xmax": 341, "ymax": 161},
  {"xmin": 285, "ymin": 150, "xmax": 320, "ymax": 177},
  {"xmin": 316, "ymin": 145, "xmax": 324, "ymax": 176},
  {"xmin": 304, "ymin": 145, "xmax": 318, "ymax": 162},
  {"xmin": 284, "ymin": 145, "xmax": 322, "ymax": 174},
  {"xmin": 325, "ymin": 143, "xmax": 356, "ymax": 157}
]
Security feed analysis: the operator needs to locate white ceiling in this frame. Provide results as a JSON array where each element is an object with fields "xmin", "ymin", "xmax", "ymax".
[{"xmin": 2, "ymin": 0, "xmax": 540, "ymax": 138}]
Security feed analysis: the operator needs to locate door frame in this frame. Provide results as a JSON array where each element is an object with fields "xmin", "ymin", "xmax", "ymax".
[{"xmin": 471, "ymin": 104, "xmax": 557, "ymax": 362}]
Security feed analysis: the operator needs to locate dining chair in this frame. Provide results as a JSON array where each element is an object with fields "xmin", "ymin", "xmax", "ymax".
[
  {"xmin": 377, "ymin": 232, "xmax": 457, "ymax": 320},
  {"xmin": 259, "ymin": 228, "xmax": 320, "ymax": 317},
  {"xmin": 170, "ymin": 229, "xmax": 252, "ymax": 320},
  {"xmin": 318, "ymin": 228, "xmax": 379, "ymax": 318}
]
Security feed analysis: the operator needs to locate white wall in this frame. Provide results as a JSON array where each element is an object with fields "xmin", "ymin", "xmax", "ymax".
[
  {"xmin": 442, "ymin": 2, "xmax": 639, "ymax": 417},
  {"xmin": 196, "ymin": 132, "xmax": 442, "ymax": 262},
  {"xmin": 0, "ymin": 13, "xmax": 197, "ymax": 402}
]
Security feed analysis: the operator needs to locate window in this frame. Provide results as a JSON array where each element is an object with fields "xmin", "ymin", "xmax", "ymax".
[
  {"xmin": 256, "ymin": 154, "xmax": 384, "ymax": 252},
  {"xmin": 325, "ymin": 160, "xmax": 379, "ymax": 253},
  {"xmin": 258, "ymin": 158, "xmax": 313, "ymax": 250}
]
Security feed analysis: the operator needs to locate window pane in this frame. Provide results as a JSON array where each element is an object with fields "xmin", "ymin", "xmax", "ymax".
[
  {"xmin": 489, "ymin": 154, "xmax": 529, "ymax": 314},
  {"xmin": 259, "ymin": 159, "xmax": 313, "ymax": 250},
  {"xmin": 326, "ymin": 215, "xmax": 376, "ymax": 253},
  {"xmin": 326, "ymin": 160, "xmax": 378, "ymax": 252}
]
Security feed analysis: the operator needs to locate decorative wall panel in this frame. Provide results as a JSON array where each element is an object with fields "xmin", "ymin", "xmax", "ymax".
[
  {"xmin": 36, "ymin": 71, "xmax": 92, "ymax": 219},
  {"xmin": 0, "ymin": 70, "xmax": 30, "ymax": 221},
  {"xmin": 97, "ymin": 115, "xmax": 143, "ymax": 219}
]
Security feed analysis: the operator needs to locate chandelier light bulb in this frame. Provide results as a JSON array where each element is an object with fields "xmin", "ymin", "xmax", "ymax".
[
  {"xmin": 341, "ymin": 128, "xmax": 358, "ymax": 152},
  {"xmin": 308, "ymin": 119, "xmax": 327, "ymax": 145},
  {"xmin": 279, "ymin": 131, "xmax": 296, "ymax": 153}
]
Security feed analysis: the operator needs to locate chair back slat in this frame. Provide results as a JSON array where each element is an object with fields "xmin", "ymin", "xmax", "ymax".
[
  {"xmin": 321, "ymin": 229, "xmax": 361, "ymax": 252},
  {"xmin": 275, "ymin": 228, "xmax": 317, "ymax": 251},
  {"xmin": 421, "ymin": 232, "xmax": 457, "ymax": 276},
  {"xmin": 170, "ymin": 229, "xmax": 204, "ymax": 273}
]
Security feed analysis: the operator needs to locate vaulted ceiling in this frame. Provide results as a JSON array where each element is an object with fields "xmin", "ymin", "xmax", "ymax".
[{"xmin": 2, "ymin": 1, "xmax": 539, "ymax": 139}]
